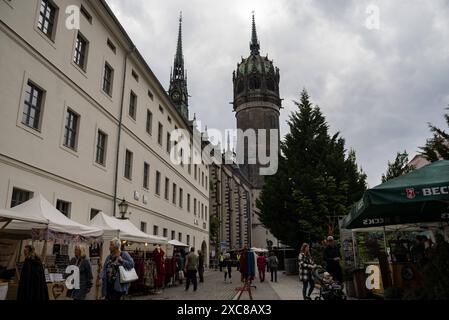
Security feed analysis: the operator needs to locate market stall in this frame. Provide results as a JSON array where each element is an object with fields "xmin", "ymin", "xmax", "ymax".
[
  {"xmin": 0, "ymin": 194, "xmax": 103, "ymax": 300},
  {"xmin": 340, "ymin": 160, "xmax": 449, "ymax": 298},
  {"xmin": 89, "ymin": 212, "xmax": 168, "ymax": 295}
]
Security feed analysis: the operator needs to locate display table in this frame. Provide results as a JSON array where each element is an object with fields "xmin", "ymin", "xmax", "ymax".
[
  {"xmin": 390, "ymin": 263, "xmax": 421, "ymax": 290},
  {"xmin": 0, "ymin": 281, "xmax": 8, "ymax": 300}
]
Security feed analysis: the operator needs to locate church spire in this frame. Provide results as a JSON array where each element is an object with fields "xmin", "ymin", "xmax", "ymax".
[
  {"xmin": 175, "ymin": 12, "xmax": 184, "ymax": 70},
  {"xmin": 250, "ymin": 12, "xmax": 260, "ymax": 55},
  {"xmin": 169, "ymin": 12, "xmax": 189, "ymax": 119}
]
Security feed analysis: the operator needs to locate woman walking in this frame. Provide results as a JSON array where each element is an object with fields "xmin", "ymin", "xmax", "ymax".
[
  {"xmin": 223, "ymin": 254, "xmax": 232, "ymax": 283},
  {"xmin": 67, "ymin": 245, "xmax": 93, "ymax": 300},
  {"xmin": 101, "ymin": 238, "xmax": 135, "ymax": 300},
  {"xmin": 299, "ymin": 243, "xmax": 316, "ymax": 300}
]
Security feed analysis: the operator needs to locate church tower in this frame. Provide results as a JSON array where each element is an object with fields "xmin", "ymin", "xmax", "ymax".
[
  {"xmin": 169, "ymin": 13, "xmax": 189, "ymax": 119},
  {"xmin": 233, "ymin": 14, "xmax": 281, "ymax": 249},
  {"xmin": 233, "ymin": 14, "xmax": 281, "ymax": 189}
]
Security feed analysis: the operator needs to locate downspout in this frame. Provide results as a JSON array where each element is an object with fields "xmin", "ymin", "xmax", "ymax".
[{"xmin": 113, "ymin": 45, "xmax": 135, "ymax": 216}]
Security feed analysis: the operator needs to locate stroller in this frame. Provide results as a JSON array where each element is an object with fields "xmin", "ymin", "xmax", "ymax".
[{"xmin": 313, "ymin": 266, "xmax": 347, "ymax": 300}]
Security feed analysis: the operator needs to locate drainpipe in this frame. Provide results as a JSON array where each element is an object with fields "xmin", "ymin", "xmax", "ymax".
[{"xmin": 113, "ymin": 45, "xmax": 135, "ymax": 216}]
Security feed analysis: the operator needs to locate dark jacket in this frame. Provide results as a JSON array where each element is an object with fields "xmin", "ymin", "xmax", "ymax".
[
  {"xmin": 323, "ymin": 245, "xmax": 341, "ymax": 271},
  {"xmin": 17, "ymin": 256, "xmax": 49, "ymax": 301},
  {"xmin": 67, "ymin": 257, "xmax": 93, "ymax": 300}
]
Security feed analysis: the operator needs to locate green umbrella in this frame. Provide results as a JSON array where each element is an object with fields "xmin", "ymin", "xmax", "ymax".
[{"xmin": 343, "ymin": 160, "xmax": 449, "ymax": 229}]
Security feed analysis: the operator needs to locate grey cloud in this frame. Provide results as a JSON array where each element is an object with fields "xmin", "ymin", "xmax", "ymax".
[{"xmin": 106, "ymin": 0, "xmax": 449, "ymax": 188}]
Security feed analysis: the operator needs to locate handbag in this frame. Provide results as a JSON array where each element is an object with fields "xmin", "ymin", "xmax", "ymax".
[
  {"xmin": 119, "ymin": 266, "xmax": 138, "ymax": 284},
  {"xmin": 178, "ymin": 270, "xmax": 185, "ymax": 280}
]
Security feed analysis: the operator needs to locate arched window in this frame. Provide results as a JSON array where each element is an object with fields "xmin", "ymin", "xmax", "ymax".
[
  {"xmin": 248, "ymin": 76, "xmax": 261, "ymax": 90},
  {"xmin": 237, "ymin": 80, "xmax": 244, "ymax": 94},
  {"xmin": 267, "ymin": 78, "xmax": 275, "ymax": 91}
]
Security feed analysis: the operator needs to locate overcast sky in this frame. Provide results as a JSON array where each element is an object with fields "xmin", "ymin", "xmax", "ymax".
[{"xmin": 106, "ymin": 0, "xmax": 449, "ymax": 188}]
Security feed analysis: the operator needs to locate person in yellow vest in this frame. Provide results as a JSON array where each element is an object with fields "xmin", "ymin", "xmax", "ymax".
[
  {"xmin": 219, "ymin": 253, "xmax": 224, "ymax": 272},
  {"xmin": 236, "ymin": 253, "xmax": 241, "ymax": 271}
]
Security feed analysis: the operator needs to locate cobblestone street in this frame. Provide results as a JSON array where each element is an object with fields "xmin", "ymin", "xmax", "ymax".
[{"xmin": 130, "ymin": 268, "xmax": 310, "ymax": 300}]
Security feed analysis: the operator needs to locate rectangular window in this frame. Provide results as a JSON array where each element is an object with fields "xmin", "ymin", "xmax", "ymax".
[
  {"xmin": 132, "ymin": 70, "xmax": 139, "ymax": 82},
  {"xmin": 10, "ymin": 188, "xmax": 33, "ymax": 208},
  {"xmin": 163, "ymin": 228, "xmax": 168, "ymax": 238},
  {"xmin": 201, "ymin": 203, "xmax": 204, "ymax": 219},
  {"xmin": 171, "ymin": 230, "xmax": 175, "ymax": 240},
  {"xmin": 38, "ymin": 0, "xmax": 57, "ymax": 39},
  {"xmin": 143, "ymin": 162, "xmax": 150, "ymax": 189},
  {"xmin": 80, "ymin": 5, "xmax": 92, "ymax": 23},
  {"xmin": 103, "ymin": 63, "xmax": 113, "ymax": 95},
  {"xmin": 188, "ymin": 161, "xmax": 191, "ymax": 175},
  {"xmin": 180, "ymin": 149, "xmax": 184, "ymax": 167},
  {"xmin": 146, "ymin": 110, "xmax": 152, "ymax": 135},
  {"xmin": 186, "ymin": 235, "xmax": 190, "ymax": 246},
  {"xmin": 90, "ymin": 208, "xmax": 100, "ymax": 220},
  {"xmin": 95, "ymin": 130, "xmax": 107, "ymax": 165},
  {"xmin": 107, "ymin": 38, "xmax": 116, "ymax": 53},
  {"xmin": 22, "ymin": 81, "xmax": 43, "ymax": 130},
  {"xmin": 179, "ymin": 188, "xmax": 183, "ymax": 208},
  {"xmin": 172, "ymin": 183, "xmax": 177, "ymax": 205},
  {"xmin": 194, "ymin": 198, "xmax": 197, "ymax": 216},
  {"xmin": 194, "ymin": 165, "xmax": 197, "ymax": 180},
  {"xmin": 167, "ymin": 116, "xmax": 171, "ymax": 124},
  {"xmin": 124, "ymin": 149, "xmax": 133, "ymax": 180},
  {"xmin": 157, "ymin": 122, "xmax": 163, "ymax": 145},
  {"xmin": 141, "ymin": 222, "xmax": 147, "ymax": 233},
  {"xmin": 159, "ymin": 105, "xmax": 164, "ymax": 113},
  {"xmin": 153, "ymin": 225, "xmax": 158, "ymax": 236},
  {"xmin": 178, "ymin": 232, "xmax": 182, "ymax": 242},
  {"xmin": 64, "ymin": 109, "xmax": 79, "ymax": 150},
  {"xmin": 155, "ymin": 171, "xmax": 161, "ymax": 195},
  {"xmin": 56, "ymin": 199, "xmax": 71, "ymax": 218},
  {"xmin": 206, "ymin": 176, "xmax": 208, "ymax": 190},
  {"xmin": 166, "ymin": 132, "xmax": 171, "ymax": 153},
  {"xmin": 205, "ymin": 206, "xmax": 208, "ymax": 221},
  {"xmin": 74, "ymin": 32, "xmax": 88, "ymax": 70},
  {"xmin": 129, "ymin": 91, "xmax": 137, "ymax": 119},
  {"xmin": 202, "ymin": 172, "xmax": 204, "ymax": 187},
  {"xmin": 164, "ymin": 177, "xmax": 170, "ymax": 200},
  {"xmin": 187, "ymin": 194, "xmax": 191, "ymax": 212},
  {"xmin": 148, "ymin": 89, "xmax": 154, "ymax": 100}
]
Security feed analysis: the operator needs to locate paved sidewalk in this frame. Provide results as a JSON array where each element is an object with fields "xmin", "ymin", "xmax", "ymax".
[{"xmin": 130, "ymin": 269, "xmax": 240, "ymax": 300}]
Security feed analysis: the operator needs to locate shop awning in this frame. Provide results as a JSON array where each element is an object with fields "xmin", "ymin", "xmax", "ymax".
[
  {"xmin": 342, "ymin": 160, "xmax": 449, "ymax": 229},
  {"xmin": 89, "ymin": 212, "xmax": 167, "ymax": 244},
  {"xmin": 168, "ymin": 239, "xmax": 189, "ymax": 247},
  {"xmin": 1, "ymin": 194, "xmax": 103, "ymax": 238}
]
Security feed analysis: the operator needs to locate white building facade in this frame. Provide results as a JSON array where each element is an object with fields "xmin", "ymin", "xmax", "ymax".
[{"xmin": 0, "ymin": 0, "xmax": 209, "ymax": 254}]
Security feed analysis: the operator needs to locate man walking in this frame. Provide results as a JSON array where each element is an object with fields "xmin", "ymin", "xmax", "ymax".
[
  {"xmin": 267, "ymin": 252, "xmax": 279, "ymax": 282},
  {"xmin": 323, "ymin": 236, "xmax": 343, "ymax": 283},
  {"xmin": 198, "ymin": 250, "xmax": 205, "ymax": 283},
  {"xmin": 184, "ymin": 247, "xmax": 199, "ymax": 291}
]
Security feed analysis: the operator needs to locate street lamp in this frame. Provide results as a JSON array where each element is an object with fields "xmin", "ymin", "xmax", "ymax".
[{"xmin": 118, "ymin": 198, "xmax": 128, "ymax": 220}]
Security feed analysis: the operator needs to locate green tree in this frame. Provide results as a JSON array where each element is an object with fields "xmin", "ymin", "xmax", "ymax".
[
  {"xmin": 381, "ymin": 151, "xmax": 414, "ymax": 183},
  {"xmin": 257, "ymin": 89, "xmax": 366, "ymax": 248},
  {"xmin": 420, "ymin": 108, "xmax": 449, "ymax": 161}
]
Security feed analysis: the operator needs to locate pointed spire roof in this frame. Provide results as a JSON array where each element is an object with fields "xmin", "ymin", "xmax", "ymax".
[
  {"xmin": 175, "ymin": 11, "xmax": 184, "ymax": 67},
  {"xmin": 250, "ymin": 12, "xmax": 260, "ymax": 55}
]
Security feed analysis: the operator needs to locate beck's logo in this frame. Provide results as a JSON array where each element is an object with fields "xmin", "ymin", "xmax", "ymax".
[{"xmin": 406, "ymin": 188, "xmax": 416, "ymax": 199}]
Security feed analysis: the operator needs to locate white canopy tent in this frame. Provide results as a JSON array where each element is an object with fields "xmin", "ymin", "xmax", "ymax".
[
  {"xmin": 89, "ymin": 212, "xmax": 167, "ymax": 244},
  {"xmin": 1, "ymin": 193, "xmax": 103, "ymax": 238},
  {"xmin": 168, "ymin": 239, "xmax": 189, "ymax": 247},
  {"xmin": 251, "ymin": 247, "xmax": 268, "ymax": 253}
]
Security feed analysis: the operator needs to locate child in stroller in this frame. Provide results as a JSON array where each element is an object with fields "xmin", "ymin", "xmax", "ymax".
[{"xmin": 313, "ymin": 266, "xmax": 347, "ymax": 300}]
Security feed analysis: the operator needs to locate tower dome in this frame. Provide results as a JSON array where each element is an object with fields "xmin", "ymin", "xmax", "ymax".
[{"xmin": 233, "ymin": 14, "xmax": 281, "ymax": 110}]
